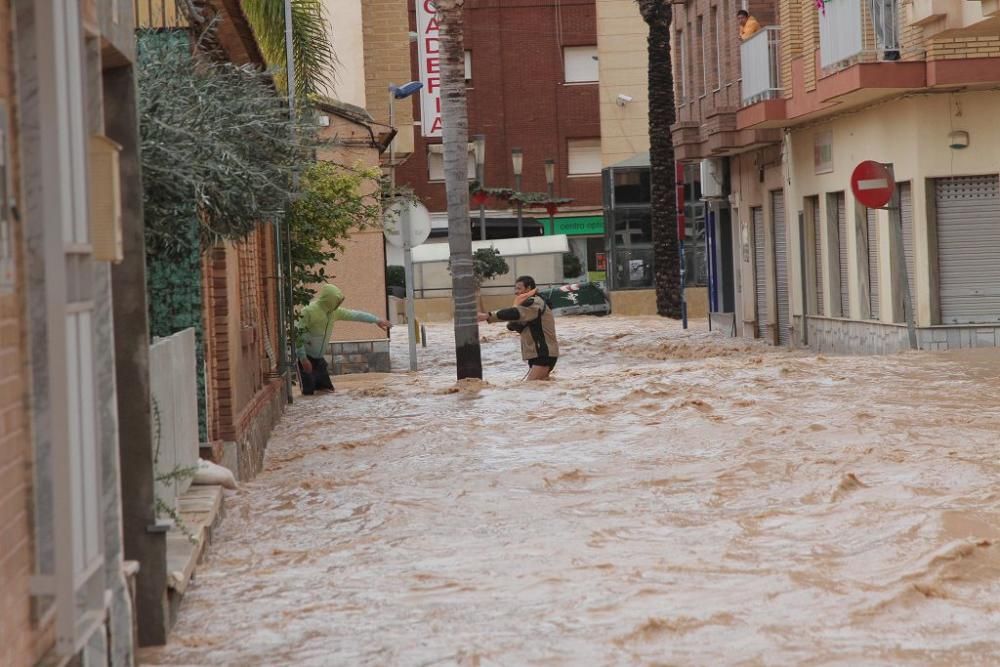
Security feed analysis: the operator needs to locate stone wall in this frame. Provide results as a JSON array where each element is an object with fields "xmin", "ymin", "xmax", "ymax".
[
  {"xmin": 330, "ymin": 339, "xmax": 391, "ymax": 375},
  {"xmin": 806, "ymin": 316, "xmax": 1000, "ymax": 355}
]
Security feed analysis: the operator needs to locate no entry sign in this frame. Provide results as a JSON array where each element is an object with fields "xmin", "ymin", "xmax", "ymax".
[{"xmin": 851, "ymin": 161, "xmax": 895, "ymax": 209}]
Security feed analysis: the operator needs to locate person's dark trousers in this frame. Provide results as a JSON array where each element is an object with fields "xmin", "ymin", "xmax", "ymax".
[{"xmin": 298, "ymin": 355, "xmax": 334, "ymax": 395}]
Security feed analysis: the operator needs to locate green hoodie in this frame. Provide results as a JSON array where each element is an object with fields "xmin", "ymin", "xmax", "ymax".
[{"xmin": 295, "ymin": 284, "xmax": 379, "ymax": 359}]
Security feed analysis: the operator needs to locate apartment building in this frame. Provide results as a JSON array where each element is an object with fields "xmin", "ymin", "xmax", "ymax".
[
  {"xmin": 394, "ymin": 0, "xmax": 606, "ymax": 282},
  {"xmin": 676, "ymin": 0, "xmax": 1000, "ymax": 351}
]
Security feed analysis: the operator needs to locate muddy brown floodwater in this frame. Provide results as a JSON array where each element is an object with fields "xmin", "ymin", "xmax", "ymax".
[{"xmin": 140, "ymin": 316, "xmax": 1000, "ymax": 666}]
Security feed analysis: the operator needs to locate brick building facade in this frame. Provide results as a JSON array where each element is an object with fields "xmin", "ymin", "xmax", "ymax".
[{"xmin": 394, "ymin": 0, "xmax": 605, "ymax": 276}]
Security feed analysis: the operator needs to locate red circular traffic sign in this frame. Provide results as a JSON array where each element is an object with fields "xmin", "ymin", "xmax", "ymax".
[{"xmin": 851, "ymin": 161, "xmax": 895, "ymax": 209}]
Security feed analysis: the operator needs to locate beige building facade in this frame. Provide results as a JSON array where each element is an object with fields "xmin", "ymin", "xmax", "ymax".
[{"xmin": 719, "ymin": 0, "xmax": 1000, "ymax": 352}]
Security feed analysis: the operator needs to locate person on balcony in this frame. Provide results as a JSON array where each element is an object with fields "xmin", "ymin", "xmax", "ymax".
[
  {"xmin": 738, "ymin": 9, "xmax": 762, "ymax": 41},
  {"xmin": 295, "ymin": 284, "xmax": 392, "ymax": 395}
]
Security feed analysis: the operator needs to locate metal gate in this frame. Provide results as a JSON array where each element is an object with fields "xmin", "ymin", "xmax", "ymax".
[
  {"xmin": 867, "ymin": 207, "xmax": 880, "ymax": 320},
  {"xmin": 753, "ymin": 207, "xmax": 768, "ymax": 339},
  {"xmin": 900, "ymin": 182, "xmax": 915, "ymax": 316},
  {"xmin": 935, "ymin": 175, "xmax": 1000, "ymax": 323},
  {"xmin": 813, "ymin": 197, "xmax": 823, "ymax": 315},
  {"xmin": 836, "ymin": 193, "xmax": 849, "ymax": 317},
  {"xmin": 773, "ymin": 191, "xmax": 790, "ymax": 345}
]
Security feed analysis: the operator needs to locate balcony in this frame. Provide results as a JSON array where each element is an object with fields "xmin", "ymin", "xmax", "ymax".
[
  {"xmin": 819, "ymin": 0, "xmax": 900, "ymax": 70},
  {"xmin": 740, "ymin": 27, "xmax": 781, "ymax": 106}
]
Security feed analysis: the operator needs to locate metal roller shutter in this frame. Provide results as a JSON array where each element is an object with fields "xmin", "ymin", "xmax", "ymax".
[
  {"xmin": 753, "ymin": 208, "xmax": 768, "ymax": 339},
  {"xmin": 837, "ymin": 193, "xmax": 849, "ymax": 317},
  {"xmin": 935, "ymin": 175, "xmax": 1000, "ymax": 324},
  {"xmin": 867, "ymin": 207, "xmax": 880, "ymax": 320},
  {"xmin": 900, "ymin": 182, "xmax": 915, "ymax": 316},
  {"xmin": 813, "ymin": 198, "xmax": 823, "ymax": 315},
  {"xmin": 773, "ymin": 191, "xmax": 790, "ymax": 345}
]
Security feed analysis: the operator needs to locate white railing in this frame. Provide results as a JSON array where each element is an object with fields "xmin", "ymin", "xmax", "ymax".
[
  {"xmin": 741, "ymin": 27, "xmax": 781, "ymax": 105},
  {"xmin": 820, "ymin": 0, "xmax": 900, "ymax": 69},
  {"xmin": 149, "ymin": 327, "xmax": 200, "ymax": 516}
]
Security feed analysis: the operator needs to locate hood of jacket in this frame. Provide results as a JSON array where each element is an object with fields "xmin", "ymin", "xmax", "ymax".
[{"xmin": 315, "ymin": 284, "xmax": 345, "ymax": 313}]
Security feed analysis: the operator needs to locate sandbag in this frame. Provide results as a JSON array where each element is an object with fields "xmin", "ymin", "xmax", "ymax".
[{"xmin": 192, "ymin": 458, "xmax": 237, "ymax": 490}]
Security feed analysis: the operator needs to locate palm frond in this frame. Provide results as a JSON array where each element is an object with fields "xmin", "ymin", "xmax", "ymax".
[{"xmin": 242, "ymin": 0, "xmax": 339, "ymax": 100}]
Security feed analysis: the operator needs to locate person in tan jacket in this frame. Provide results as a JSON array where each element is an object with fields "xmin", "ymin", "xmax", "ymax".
[{"xmin": 478, "ymin": 275, "xmax": 560, "ymax": 380}]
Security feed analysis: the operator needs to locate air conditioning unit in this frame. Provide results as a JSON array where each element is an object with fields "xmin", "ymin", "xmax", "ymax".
[{"xmin": 700, "ymin": 158, "xmax": 724, "ymax": 199}]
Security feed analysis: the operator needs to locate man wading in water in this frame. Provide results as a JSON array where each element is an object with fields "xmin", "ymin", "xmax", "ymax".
[{"xmin": 478, "ymin": 275, "xmax": 560, "ymax": 381}]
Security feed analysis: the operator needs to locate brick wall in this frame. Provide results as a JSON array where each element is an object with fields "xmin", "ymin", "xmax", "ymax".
[
  {"xmin": 0, "ymin": 1, "xmax": 37, "ymax": 663},
  {"xmin": 395, "ymin": 0, "xmax": 603, "ymax": 214},
  {"xmin": 926, "ymin": 36, "xmax": 1000, "ymax": 60},
  {"xmin": 362, "ymin": 0, "xmax": 413, "ymax": 131}
]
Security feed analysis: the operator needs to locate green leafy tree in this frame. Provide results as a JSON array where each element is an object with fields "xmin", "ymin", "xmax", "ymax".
[
  {"xmin": 242, "ymin": 0, "xmax": 338, "ymax": 100},
  {"xmin": 137, "ymin": 30, "xmax": 313, "ymax": 256},
  {"xmin": 287, "ymin": 161, "xmax": 382, "ymax": 308},
  {"xmin": 563, "ymin": 252, "xmax": 583, "ymax": 279}
]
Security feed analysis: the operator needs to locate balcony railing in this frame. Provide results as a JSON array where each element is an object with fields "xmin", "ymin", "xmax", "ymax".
[
  {"xmin": 820, "ymin": 0, "xmax": 900, "ymax": 70},
  {"xmin": 740, "ymin": 26, "xmax": 781, "ymax": 106}
]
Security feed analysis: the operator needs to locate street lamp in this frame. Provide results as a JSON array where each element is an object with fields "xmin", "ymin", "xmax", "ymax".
[
  {"xmin": 545, "ymin": 158, "xmax": 555, "ymax": 236},
  {"xmin": 473, "ymin": 134, "xmax": 487, "ymax": 240},
  {"xmin": 512, "ymin": 147, "xmax": 524, "ymax": 237}
]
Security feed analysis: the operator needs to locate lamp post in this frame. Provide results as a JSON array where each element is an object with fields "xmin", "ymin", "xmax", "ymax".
[
  {"xmin": 474, "ymin": 134, "xmax": 486, "ymax": 240},
  {"xmin": 545, "ymin": 158, "xmax": 555, "ymax": 236},
  {"xmin": 512, "ymin": 147, "xmax": 523, "ymax": 237},
  {"xmin": 386, "ymin": 81, "xmax": 424, "ymax": 371}
]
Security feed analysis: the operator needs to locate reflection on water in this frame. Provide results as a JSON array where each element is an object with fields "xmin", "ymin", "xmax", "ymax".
[{"xmin": 141, "ymin": 317, "xmax": 1000, "ymax": 666}]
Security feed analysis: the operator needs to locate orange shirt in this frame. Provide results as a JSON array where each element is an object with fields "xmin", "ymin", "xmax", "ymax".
[{"xmin": 740, "ymin": 16, "xmax": 762, "ymax": 40}]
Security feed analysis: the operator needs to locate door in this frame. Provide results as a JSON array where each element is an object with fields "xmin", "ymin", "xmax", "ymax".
[
  {"xmin": 753, "ymin": 207, "xmax": 768, "ymax": 339},
  {"xmin": 867, "ymin": 207, "xmax": 880, "ymax": 320},
  {"xmin": 836, "ymin": 192, "xmax": 849, "ymax": 317},
  {"xmin": 935, "ymin": 175, "xmax": 1000, "ymax": 323},
  {"xmin": 813, "ymin": 197, "xmax": 823, "ymax": 315},
  {"xmin": 773, "ymin": 191, "xmax": 790, "ymax": 345}
]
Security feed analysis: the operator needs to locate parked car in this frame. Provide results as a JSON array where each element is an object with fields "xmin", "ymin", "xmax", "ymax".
[{"xmin": 538, "ymin": 282, "xmax": 610, "ymax": 316}]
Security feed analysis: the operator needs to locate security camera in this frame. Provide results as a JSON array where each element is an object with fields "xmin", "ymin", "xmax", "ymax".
[{"xmin": 616, "ymin": 94, "xmax": 633, "ymax": 106}]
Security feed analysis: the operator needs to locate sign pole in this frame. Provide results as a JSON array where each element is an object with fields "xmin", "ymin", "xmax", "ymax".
[
  {"xmin": 401, "ymin": 205, "xmax": 419, "ymax": 371},
  {"xmin": 884, "ymin": 164, "xmax": 917, "ymax": 350}
]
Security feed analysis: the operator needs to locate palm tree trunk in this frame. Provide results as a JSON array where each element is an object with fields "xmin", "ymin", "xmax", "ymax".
[
  {"xmin": 437, "ymin": 0, "xmax": 483, "ymax": 379},
  {"xmin": 638, "ymin": 0, "xmax": 682, "ymax": 318}
]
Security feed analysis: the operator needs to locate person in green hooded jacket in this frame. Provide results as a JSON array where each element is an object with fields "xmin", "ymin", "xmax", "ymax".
[{"xmin": 296, "ymin": 284, "xmax": 391, "ymax": 394}]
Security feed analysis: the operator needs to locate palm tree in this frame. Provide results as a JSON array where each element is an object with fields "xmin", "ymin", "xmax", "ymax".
[
  {"xmin": 436, "ymin": 0, "xmax": 483, "ymax": 379},
  {"xmin": 242, "ymin": 0, "xmax": 338, "ymax": 100},
  {"xmin": 637, "ymin": 0, "xmax": 682, "ymax": 318}
]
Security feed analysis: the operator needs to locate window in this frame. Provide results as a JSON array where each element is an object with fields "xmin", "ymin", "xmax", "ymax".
[
  {"xmin": 563, "ymin": 45, "xmax": 599, "ymax": 83},
  {"xmin": 677, "ymin": 29, "xmax": 686, "ymax": 103},
  {"xmin": 713, "ymin": 6, "xmax": 722, "ymax": 90},
  {"xmin": 427, "ymin": 143, "xmax": 476, "ymax": 182},
  {"xmin": 698, "ymin": 15, "xmax": 707, "ymax": 96},
  {"xmin": 465, "ymin": 50, "xmax": 472, "ymax": 83},
  {"xmin": 567, "ymin": 139, "xmax": 601, "ymax": 176}
]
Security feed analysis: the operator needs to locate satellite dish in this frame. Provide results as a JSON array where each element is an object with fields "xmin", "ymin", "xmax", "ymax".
[{"xmin": 384, "ymin": 200, "xmax": 432, "ymax": 249}]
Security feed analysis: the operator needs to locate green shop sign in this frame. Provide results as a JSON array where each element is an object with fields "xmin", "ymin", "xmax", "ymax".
[{"xmin": 550, "ymin": 215, "xmax": 605, "ymax": 236}]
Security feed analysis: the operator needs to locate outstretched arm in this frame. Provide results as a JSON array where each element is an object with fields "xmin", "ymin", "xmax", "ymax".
[{"xmin": 333, "ymin": 308, "xmax": 392, "ymax": 331}]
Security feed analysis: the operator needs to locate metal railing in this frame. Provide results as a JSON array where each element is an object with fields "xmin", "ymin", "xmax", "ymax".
[
  {"xmin": 149, "ymin": 328, "xmax": 200, "ymax": 517},
  {"xmin": 134, "ymin": 0, "xmax": 188, "ymax": 29},
  {"xmin": 740, "ymin": 27, "xmax": 781, "ymax": 106},
  {"xmin": 820, "ymin": 0, "xmax": 900, "ymax": 69}
]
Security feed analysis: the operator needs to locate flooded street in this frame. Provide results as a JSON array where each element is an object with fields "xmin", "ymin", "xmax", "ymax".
[{"xmin": 141, "ymin": 316, "xmax": 1000, "ymax": 666}]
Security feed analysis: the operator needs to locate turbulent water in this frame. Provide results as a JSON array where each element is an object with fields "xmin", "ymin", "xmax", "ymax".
[{"xmin": 141, "ymin": 316, "xmax": 1000, "ymax": 666}]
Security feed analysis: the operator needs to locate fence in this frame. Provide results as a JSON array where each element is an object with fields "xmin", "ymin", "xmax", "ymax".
[
  {"xmin": 134, "ymin": 0, "xmax": 189, "ymax": 29},
  {"xmin": 149, "ymin": 327, "xmax": 200, "ymax": 517},
  {"xmin": 820, "ymin": 0, "xmax": 900, "ymax": 69}
]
